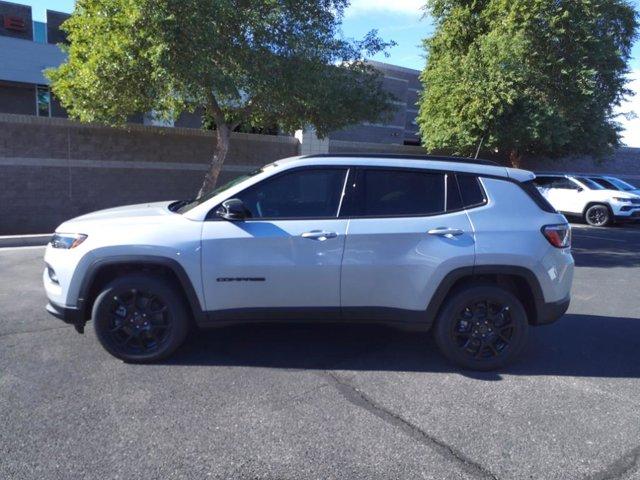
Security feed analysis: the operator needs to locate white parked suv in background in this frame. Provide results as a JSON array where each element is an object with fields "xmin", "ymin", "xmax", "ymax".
[
  {"xmin": 534, "ymin": 174, "xmax": 640, "ymax": 227},
  {"xmin": 44, "ymin": 154, "xmax": 574, "ymax": 370}
]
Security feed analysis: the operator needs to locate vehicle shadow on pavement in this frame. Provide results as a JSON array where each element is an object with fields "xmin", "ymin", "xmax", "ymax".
[
  {"xmin": 572, "ymin": 246, "xmax": 640, "ymax": 268},
  {"xmin": 166, "ymin": 313, "xmax": 640, "ymax": 380}
]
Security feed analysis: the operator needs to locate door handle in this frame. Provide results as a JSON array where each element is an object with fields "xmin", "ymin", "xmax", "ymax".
[
  {"xmin": 301, "ymin": 230, "xmax": 338, "ymax": 241},
  {"xmin": 427, "ymin": 227, "xmax": 464, "ymax": 238}
]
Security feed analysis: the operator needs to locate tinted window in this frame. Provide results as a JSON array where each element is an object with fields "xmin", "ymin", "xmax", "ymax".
[
  {"xmin": 549, "ymin": 178, "xmax": 579, "ymax": 190},
  {"xmin": 533, "ymin": 176, "xmax": 557, "ymax": 188},
  {"xmin": 606, "ymin": 177, "xmax": 637, "ymax": 191},
  {"xmin": 590, "ymin": 177, "xmax": 616, "ymax": 189},
  {"xmin": 457, "ymin": 174, "xmax": 486, "ymax": 207},
  {"xmin": 235, "ymin": 168, "xmax": 347, "ymax": 219},
  {"xmin": 357, "ymin": 169, "xmax": 445, "ymax": 216},
  {"xmin": 575, "ymin": 177, "xmax": 604, "ymax": 190}
]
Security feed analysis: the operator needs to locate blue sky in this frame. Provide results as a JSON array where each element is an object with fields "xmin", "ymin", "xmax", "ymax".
[{"xmin": 23, "ymin": 0, "xmax": 640, "ymax": 145}]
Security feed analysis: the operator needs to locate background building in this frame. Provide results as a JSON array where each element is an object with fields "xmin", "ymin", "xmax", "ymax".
[
  {"xmin": 329, "ymin": 61, "xmax": 422, "ymax": 146},
  {"xmin": 0, "ymin": 0, "xmax": 68, "ymax": 118},
  {"xmin": 0, "ymin": 1, "xmax": 422, "ymax": 143}
]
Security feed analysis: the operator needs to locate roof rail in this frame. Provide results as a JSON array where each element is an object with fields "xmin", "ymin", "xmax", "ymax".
[{"xmin": 301, "ymin": 153, "xmax": 500, "ymax": 167}]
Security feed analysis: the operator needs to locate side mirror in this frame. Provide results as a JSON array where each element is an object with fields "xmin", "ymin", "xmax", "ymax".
[
  {"xmin": 577, "ymin": 187, "xmax": 584, "ymax": 192},
  {"xmin": 216, "ymin": 199, "xmax": 248, "ymax": 221}
]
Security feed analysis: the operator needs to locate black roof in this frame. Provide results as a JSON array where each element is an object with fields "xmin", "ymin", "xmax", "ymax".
[{"xmin": 301, "ymin": 153, "xmax": 500, "ymax": 167}]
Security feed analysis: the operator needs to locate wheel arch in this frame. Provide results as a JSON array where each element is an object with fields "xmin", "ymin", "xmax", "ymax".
[
  {"xmin": 425, "ymin": 265, "xmax": 546, "ymax": 326},
  {"xmin": 77, "ymin": 255, "xmax": 206, "ymax": 325}
]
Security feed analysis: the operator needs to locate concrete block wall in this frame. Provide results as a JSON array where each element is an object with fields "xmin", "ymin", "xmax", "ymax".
[
  {"xmin": 0, "ymin": 114, "xmax": 299, "ymax": 234},
  {"xmin": 1, "ymin": 113, "xmax": 639, "ymax": 234},
  {"xmin": 519, "ymin": 149, "xmax": 640, "ymax": 184}
]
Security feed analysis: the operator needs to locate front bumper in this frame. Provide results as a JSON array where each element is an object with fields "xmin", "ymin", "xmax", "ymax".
[
  {"xmin": 46, "ymin": 301, "xmax": 86, "ymax": 333},
  {"xmin": 611, "ymin": 202, "xmax": 640, "ymax": 220},
  {"xmin": 536, "ymin": 295, "xmax": 570, "ymax": 325},
  {"xmin": 614, "ymin": 210, "xmax": 640, "ymax": 222}
]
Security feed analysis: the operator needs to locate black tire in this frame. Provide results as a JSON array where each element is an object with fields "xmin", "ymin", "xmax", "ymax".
[
  {"xmin": 584, "ymin": 204, "xmax": 611, "ymax": 227},
  {"xmin": 92, "ymin": 274, "xmax": 190, "ymax": 363},
  {"xmin": 434, "ymin": 285, "xmax": 529, "ymax": 371}
]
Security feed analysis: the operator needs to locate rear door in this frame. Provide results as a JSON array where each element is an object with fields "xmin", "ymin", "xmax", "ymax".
[{"xmin": 340, "ymin": 168, "xmax": 476, "ymax": 321}]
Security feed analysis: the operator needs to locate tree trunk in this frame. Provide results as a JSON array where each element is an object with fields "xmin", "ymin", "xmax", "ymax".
[
  {"xmin": 508, "ymin": 149, "xmax": 522, "ymax": 168},
  {"xmin": 197, "ymin": 123, "xmax": 231, "ymax": 198}
]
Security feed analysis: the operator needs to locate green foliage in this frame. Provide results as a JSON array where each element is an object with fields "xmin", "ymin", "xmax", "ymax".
[
  {"xmin": 47, "ymin": 0, "xmax": 395, "ymax": 136},
  {"xmin": 418, "ymin": 0, "xmax": 638, "ymax": 161}
]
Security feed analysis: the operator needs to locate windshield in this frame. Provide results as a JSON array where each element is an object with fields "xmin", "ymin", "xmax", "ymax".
[
  {"xmin": 575, "ymin": 177, "xmax": 604, "ymax": 190},
  {"xmin": 606, "ymin": 177, "xmax": 637, "ymax": 191},
  {"xmin": 174, "ymin": 168, "xmax": 265, "ymax": 214}
]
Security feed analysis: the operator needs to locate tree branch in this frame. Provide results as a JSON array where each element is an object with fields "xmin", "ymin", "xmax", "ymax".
[
  {"xmin": 206, "ymin": 91, "xmax": 226, "ymax": 126},
  {"xmin": 230, "ymin": 98, "xmax": 257, "ymax": 131}
]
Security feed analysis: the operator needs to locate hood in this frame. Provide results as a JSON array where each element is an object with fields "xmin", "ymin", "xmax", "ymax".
[
  {"xmin": 56, "ymin": 201, "xmax": 176, "ymax": 232},
  {"xmin": 595, "ymin": 189, "xmax": 640, "ymax": 200}
]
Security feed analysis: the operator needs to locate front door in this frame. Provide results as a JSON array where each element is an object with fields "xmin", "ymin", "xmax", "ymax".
[
  {"xmin": 340, "ymin": 168, "xmax": 476, "ymax": 320},
  {"xmin": 201, "ymin": 167, "xmax": 350, "ymax": 317}
]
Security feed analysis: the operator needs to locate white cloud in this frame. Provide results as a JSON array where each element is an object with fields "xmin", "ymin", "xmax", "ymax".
[
  {"xmin": 345, "ymin": 0, "xmax": 425, "ymax": 17},
  {"xmin": 617, "ymin": 71, "xmax": 640, "ymax": 148}
]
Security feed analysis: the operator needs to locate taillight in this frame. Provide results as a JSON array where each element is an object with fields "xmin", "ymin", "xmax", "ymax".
[{"xmin": 542, "ymin": 224, "xmax": 571, "ymax": 248}]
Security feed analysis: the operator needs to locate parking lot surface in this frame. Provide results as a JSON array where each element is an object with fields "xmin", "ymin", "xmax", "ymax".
[{"xmin": 1, "ymin": 225, "xmax": 640, "ymax": 480}]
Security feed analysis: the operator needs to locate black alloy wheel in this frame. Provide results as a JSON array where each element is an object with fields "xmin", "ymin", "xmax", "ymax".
[
  {"xmin": 434, "ymin": 285, "xmax": 529, "ymax": 371},
  {"xmin": 93, "ymin": 274, "xmax": 190, "ymax": 362},
  {"xmin": 451, "ymin": 300, "xmax": 514, "ymax": 360},
  {"xmin": 106, "ymin": 289, "xmax": 171, "ymax": 355},
  {"xmin": 585, "ymin": 204, "xmax": 611, "ymax": 227}
]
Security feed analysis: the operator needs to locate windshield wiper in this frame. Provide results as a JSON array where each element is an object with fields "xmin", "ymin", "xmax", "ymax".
[{"xmin": 168, "ymin": 199, "xmax": 194, "ymax": 212}]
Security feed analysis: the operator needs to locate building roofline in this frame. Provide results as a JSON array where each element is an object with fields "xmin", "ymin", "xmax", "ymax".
[{"xmin": 366, "ymin": 59, "xmax": 421, "ymax": 75}]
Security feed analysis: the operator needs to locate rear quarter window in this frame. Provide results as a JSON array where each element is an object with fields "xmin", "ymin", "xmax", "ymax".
[
  {"xmin": 447, "ymin": 173, "xmax": 487, "ymax": 211},
  {"xmin": 520, "ymin": 180, "xmax": 557, "ymax": 213}
]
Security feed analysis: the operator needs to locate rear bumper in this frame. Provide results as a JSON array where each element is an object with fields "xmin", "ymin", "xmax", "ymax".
[{"xmin": 536, "ymin": 295, "xmax": 570, "ymax": 325}]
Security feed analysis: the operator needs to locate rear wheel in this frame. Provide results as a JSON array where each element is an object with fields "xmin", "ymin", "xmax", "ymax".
[
  {"xmin": 434, "ymin": 285, "xmax": 529, "ymax": 371},
  {"xmin": 584, "ymin": 204, "xmax": 611, "ymax": 227},
  {"xmin": 92, "ymin": 274, "xmax": 190, "ymax": 362}
]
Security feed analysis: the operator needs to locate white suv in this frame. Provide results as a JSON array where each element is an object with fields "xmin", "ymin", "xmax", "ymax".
[
  {"xmin": 534, "ymin": 174, "xmax": 640, "ymax": 226},
  {"xmin": 44, "ymin": 155, "xmax": 574, "ymax": 370}
]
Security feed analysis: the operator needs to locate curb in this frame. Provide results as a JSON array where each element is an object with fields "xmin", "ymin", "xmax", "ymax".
[{"xmin": 0, "ymin": 234, "xmax": 51, "ymax": 248}]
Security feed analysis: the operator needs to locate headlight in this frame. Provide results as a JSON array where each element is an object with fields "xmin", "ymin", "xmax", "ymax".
[
  {"xmin": 613, "ymin": 197, "xmax": 633, "ymax": 203},
  {"xmin": 50, "ymin": 233, "xmax": 87, "ymax": 249}
]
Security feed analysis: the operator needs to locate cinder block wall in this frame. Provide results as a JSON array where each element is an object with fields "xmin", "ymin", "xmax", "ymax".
[
  {"xmin": 1, "ymin": 113, "xmax": 639, "ymax": 234},
  {"xmin": 0, "ymin": 114, "xmax": 299, "ymax": 234},
  {"xmin": 519, "ymin": 149, "xmax": 640, "ymax": 180}
]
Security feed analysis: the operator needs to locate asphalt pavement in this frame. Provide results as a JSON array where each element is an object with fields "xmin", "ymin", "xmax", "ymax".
[{"xmin": 1, "ymin": 224, "xmax": 640, "ymax": 479}]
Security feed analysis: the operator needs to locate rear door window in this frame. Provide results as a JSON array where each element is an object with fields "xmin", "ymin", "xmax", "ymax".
[{"xmin": 353, "ymin": 169, "xmax": 445, "ymax": 217}]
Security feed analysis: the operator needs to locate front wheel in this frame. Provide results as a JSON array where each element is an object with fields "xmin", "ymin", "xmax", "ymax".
[
  {"xmin": 584, "ymin": 204, "xmax": 611, "ymax": 227},
  {"xmin": 92, "ymin": 274, "xmax": 190, "ymax": 363},
  {"xmin": 434, "ymin": 285, "xmax": 529, "ymax": 371}
]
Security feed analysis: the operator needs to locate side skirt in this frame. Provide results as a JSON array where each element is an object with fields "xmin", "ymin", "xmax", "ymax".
[{"xmin": 198, "ymin": 307, "xmax": 433, "ymax": 331}]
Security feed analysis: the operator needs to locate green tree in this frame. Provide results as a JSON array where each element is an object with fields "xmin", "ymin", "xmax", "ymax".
[
  {"xmin": 417, "ymin": 0, "xmax": 638, "ymax": 165},
  {"xmin": 48, "ymin": 0, "xmax": 394, "ymax": 195}
]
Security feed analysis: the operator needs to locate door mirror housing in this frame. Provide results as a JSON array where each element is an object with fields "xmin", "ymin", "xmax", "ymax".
[{"xmin": 216, "ymin": 199, "xmax": 248, "ymax": 221}]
